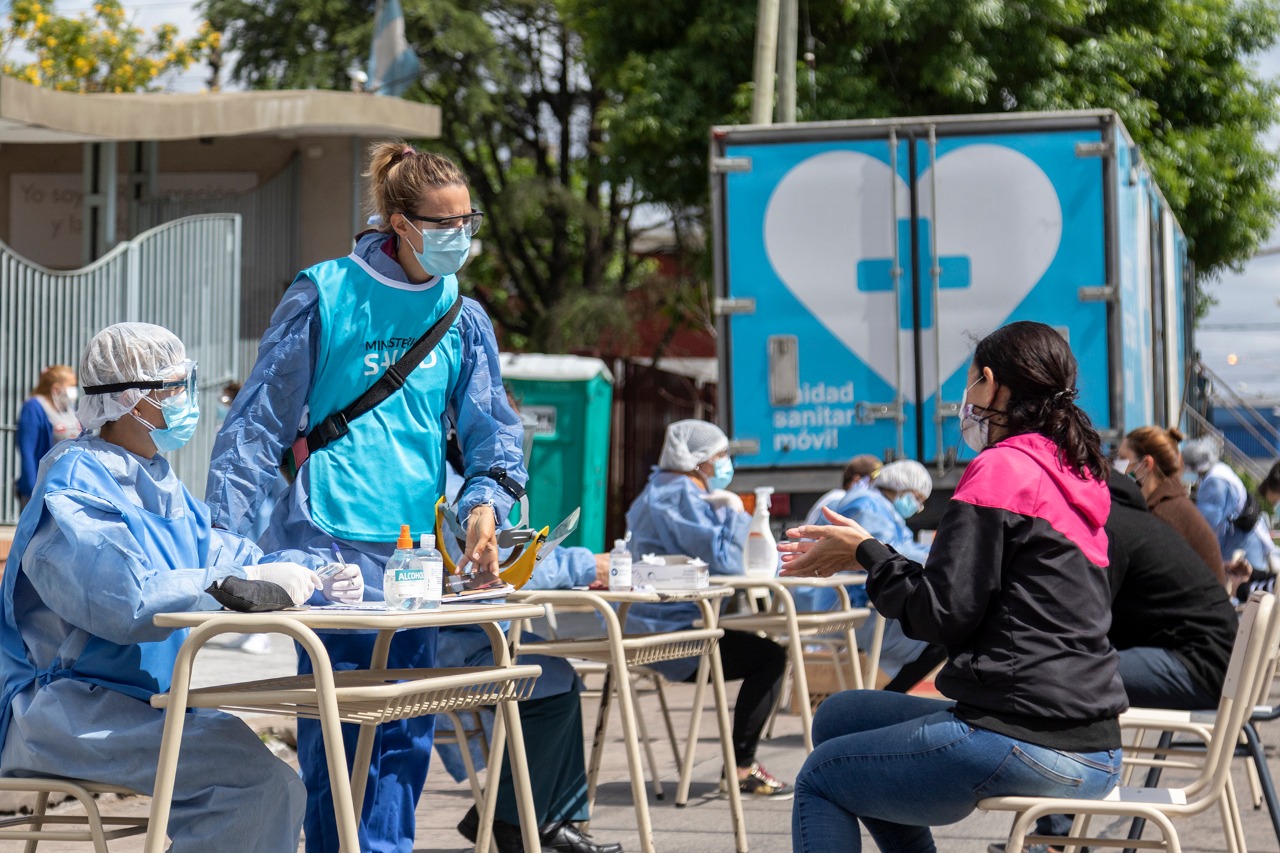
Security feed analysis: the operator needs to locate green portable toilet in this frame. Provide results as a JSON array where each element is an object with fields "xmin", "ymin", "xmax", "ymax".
[{"xmin": 499, "ymin": 353, "xmax": 613, "ymax": 552}]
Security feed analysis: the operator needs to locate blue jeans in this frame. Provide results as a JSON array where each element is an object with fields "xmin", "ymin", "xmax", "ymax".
[
  {"xmin": 1036, "ymin": 646, "xmax": 1215, "ymax": 837},
  {"xmin": 792, "ymin": 691, "xmax": 1122, "ymax": 853}
]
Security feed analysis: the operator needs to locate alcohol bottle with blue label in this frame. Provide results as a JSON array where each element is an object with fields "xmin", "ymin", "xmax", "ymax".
[{"xmin": 384, "ymin": 524, "xmax": 428, "ymax": 610}]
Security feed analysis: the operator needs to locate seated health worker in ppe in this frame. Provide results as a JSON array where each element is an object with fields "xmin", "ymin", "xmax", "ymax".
[
  {"xmin": 817, "ymin": 460, "xmax": 941, "ymax": 691},
  {"xmin": 800, "ymin": 454, "xmax": 881, "ymax": 527},
  {"xmin": 624, "ymin": 419, "xmax": 791, "ymax": 798},
  {"xmin": 0, "ymin": 322, "xmax": 360, "ymax": 853},
  {"xmin": 205, "ymin": 140, "xmax": 526, "ymax": 853},
  {"xmin": 1183, "ymin": 435, "xmax": 1277, "ymax": 580}
]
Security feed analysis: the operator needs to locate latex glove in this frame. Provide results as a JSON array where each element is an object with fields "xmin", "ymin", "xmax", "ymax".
[
  {"xmin": 318, "ymin": 563, "xmax": 365, "ymax": 605},
  {"xmin": 244, "ymin": 562, "xmax": 322, "ymax": 605},
  {"xmin": 701, "ymin": 489, "xmax": 745, "ymax": 513}
]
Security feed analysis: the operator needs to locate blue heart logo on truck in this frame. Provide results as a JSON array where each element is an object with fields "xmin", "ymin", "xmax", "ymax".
[{"xmin": 762, "ymin": 145, "xmax": 1062, "ymax": 403}]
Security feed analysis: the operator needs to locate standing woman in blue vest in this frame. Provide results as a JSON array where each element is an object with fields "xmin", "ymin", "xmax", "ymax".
[{"xmin": 205, "ymin": 141, "xmax": 526, "ymax": 853}]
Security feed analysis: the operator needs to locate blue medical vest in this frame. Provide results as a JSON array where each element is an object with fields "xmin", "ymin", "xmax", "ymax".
[
  {"xmin": 0, "ymin": 447, "xmax": 198, "ymax": 748},
  {"xmin": 304, "ymin": 253, "xmax": 462, "ymax": 542}
]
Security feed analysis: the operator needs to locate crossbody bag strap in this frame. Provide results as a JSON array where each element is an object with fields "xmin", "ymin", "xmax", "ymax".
[{"xmin": 305, "ymin": 294, "xmax": 463, "ymax": 455}]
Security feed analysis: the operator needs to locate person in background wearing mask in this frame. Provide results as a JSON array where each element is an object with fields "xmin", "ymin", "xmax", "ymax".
[
  {"xmin": 1182, "ymin": 435, "xmax": 1276, "ymax": 587},
  {"xmin": 14, "ymin": 364, "xmax": 80, "ymax": 511},
  {"xmin": 1113, "ymin": 426, "xmax": 1223, "ymax": 585},
  {"xmin": 0, "ymin": 323, "xmax": 362, "ymax": 853},
  {"xmin": 821, "ymin": 460, "xmax": 943, "ymax": 692},
  {"xmin": 206, "ymin": 140, "xmax": 525, "ymax": 853},
  {"xmin": 779, "ymin": 321, "xmax": 1124, "ymax": 853},
  {"xmin": 801, "ymin": 454, "xmax": 881, "ymax": 526},
  {"xmin": 624, "ymin": 419, "xmax": 791, "ymax": 798}
]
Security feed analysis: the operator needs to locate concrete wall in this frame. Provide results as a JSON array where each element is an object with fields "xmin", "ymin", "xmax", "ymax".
[{"xmin": 0, "ymin": 134, "xmax": 364, "ymax": 269}]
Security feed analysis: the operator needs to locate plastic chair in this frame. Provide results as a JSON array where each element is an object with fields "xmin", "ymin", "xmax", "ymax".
[
  {"xmin": 1113, "ymin": 588, "xmax": 1280, "ymax": 852},
  {"xmin": 978, "ymin": 590, "xmax": 1277, "ymax": 853},
  {"xmin": 0, "ymin": 779, "xmax": 146, "ymax": 852}
]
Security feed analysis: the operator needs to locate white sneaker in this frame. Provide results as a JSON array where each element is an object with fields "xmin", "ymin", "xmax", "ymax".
[{"xmin": 234, "ymin": 633, "xmax": 274, "ymax": 655}]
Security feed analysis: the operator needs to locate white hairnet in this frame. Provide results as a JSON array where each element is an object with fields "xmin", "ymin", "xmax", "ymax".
[
  {"xmin": 874, "ymin": 459, "xmax": 933, "ymax": 500},
  {"xmin": 78, "ymin": 322, "xmax": 187, "ymax": 431},
  {"xmin": 1181, "ymin": 436, "xmax": 1221, "ymax": 475},
  {"xmin": 659, "ymin": 419, "xmax": 729, "ymax": 472}
]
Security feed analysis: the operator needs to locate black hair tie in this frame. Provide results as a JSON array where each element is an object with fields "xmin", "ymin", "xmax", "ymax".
[{"xmin": 1052, "ymin": 388, "xmax": 1078, "ymax": 404}]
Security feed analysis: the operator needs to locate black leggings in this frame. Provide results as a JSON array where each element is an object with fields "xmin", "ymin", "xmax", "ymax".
[{"xmin": 683, "ymin": 629, "xmax": 787, "ymax": 767}]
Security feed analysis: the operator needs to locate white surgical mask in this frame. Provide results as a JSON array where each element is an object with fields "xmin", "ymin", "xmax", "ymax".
[
  {"xmin": 412, "ymin": 227, "xmax": 471, "ymax": 279},
  {"xmin": 958, "ymin": 378, "xmax": 991, "ymax": 453},
  {"xmin": 1112, "ymin": 458, "xmax": 1130, "ymax": 475}
]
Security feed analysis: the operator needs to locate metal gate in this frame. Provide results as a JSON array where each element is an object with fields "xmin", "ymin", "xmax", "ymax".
[
  {"xmin": 134, "ymin": 158, "xmax": 300, "ymax": 372},
  {"xmin": 1, "ymin": 214, "xmax": 242, "ymax": 524}
]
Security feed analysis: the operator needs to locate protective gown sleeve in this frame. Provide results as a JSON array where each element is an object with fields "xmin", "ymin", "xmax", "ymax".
[
  {"xmin": 205, "ymin": 278, "xmax": 319, "ymax": 534},
  {"xmin": 862, "ymin": 499, "xmax": 1006, "ymax": 646},
  {"xmin": 1195, "ymin": 475, "xmax": 1237, "ymax": 541},
  {"xmin": 651, "ymin": 485, "xmax": 751, "ymax": 576},
  {"xmin": 450, "ymin": 300, "xmax": 527, "ymax": 523},
  {"xmin": 24, "ymin": 490, "xmax": 239, "ymax": 646},
  {"xmin": 205, "ymin": 526, "xmax": 324, "ymax": 573},
  {"xmin": 523, "ymin": 546, "xmax": 597, "ymax": 590}
]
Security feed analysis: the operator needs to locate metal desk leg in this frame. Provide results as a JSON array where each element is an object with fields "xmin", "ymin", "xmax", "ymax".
[
  {"xmin": 585, "ymin": 666, "xmax": 615, "ymax": 816},
  {"xmin": 675, "ymin": 653, "xmax": 710, "ymax": 807},
  {"xmin": 483, "ymin": 622, "xmax": 541, "ymax": 853},
  {"xmin": 600, "ymin": 604, "xmax": 657, "ymax": 853},
  {"xmin": 777, "ymin": 587, "xmax": 814, "ymax": 752},
  {"xmin": 349, "ymin": 629, "xmax": 398, "ymax": 818},
  {"xmin": 146, "ymin": 619, "xmax": 360, "ymax": 853},
  {"xmin": 701, "ymin": 600, "xmax": 749, "ymax": 853}
]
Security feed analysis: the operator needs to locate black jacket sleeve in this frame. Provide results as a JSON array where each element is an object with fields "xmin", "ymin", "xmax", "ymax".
[{"xmin": 863, "ymin": 500, "xmax": 1008, "ymax": 646}]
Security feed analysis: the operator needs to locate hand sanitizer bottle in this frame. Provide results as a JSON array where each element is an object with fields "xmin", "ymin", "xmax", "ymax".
[{"xmin": 744, "ymin": 487, "xmax": 778, "ymax": 577}]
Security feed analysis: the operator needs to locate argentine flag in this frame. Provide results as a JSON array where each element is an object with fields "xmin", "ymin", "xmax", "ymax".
[{"xmin": 367, "ymin": 0, "xmax": 420, "ymax": 97}]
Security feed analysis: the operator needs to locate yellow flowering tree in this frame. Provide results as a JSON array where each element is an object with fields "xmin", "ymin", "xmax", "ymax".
[{"xmin": 0, "ymin": 0, "xmax": 217, "ymax": 92}]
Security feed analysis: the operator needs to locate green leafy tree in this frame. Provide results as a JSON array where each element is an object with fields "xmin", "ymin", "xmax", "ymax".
[
  {"xmin": 203, "ymin": 0, "xmax": 688, "ymax": 353},
  {"xmin": 577, "ymin": 0, "xmax": 1280, "ymax": 304},
  {"xmin": 1, "ymin": 0, "xmax": 214, "ymax": 92}
]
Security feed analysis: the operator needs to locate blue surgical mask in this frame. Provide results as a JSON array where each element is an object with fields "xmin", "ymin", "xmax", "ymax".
[
  {"xmin": 412, "ymin": 227, "xmax": 471, "ymax": 278},
  {"xmin": 893, "ymin": 493, "xmax": 921, "ymax": 519},
  {"xmin": 135, "ymin": 391, "xmax": 200, "ymax": 453},
  {"xmin": 706, "ymin": 456, "xmax": 734, "ymax": 491}
]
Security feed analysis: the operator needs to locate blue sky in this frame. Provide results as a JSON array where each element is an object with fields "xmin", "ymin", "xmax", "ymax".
[{"xmin": 41, "ymin": 5, "xmax": 1280, "ymax": 401}]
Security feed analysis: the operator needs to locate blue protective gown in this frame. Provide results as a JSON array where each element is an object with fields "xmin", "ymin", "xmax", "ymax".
[
  {"xmin": 623, "ymin": 468, "xmax": 751, "ymax": 681},
  {"xmin": 803, "ymin": 486, "xmax": 932, "ymax": 680},
  {"xmin": 205, "ymin": 231, "xmax": 525, "ymax": 853},
  {"xmin": 1196, "ymin": 461, "xmax": 1277, "ymax": 570},
  {"xmin": 0, "ymin": 436, "xmax": 310, "ymax": 852}
]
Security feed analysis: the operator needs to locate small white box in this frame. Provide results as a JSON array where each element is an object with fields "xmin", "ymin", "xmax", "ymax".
[{"xmin": 634, "ymin": 556, "xmax": 710, "ymax": 590}]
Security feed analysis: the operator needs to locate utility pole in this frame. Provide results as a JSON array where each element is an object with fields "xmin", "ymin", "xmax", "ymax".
[
  {"xmin": 775, "ymin": 0, "xmax": 798, "ymax": 123},
  {"xmin": 751, "ymin": 0, "xmax": 781, "ymax": 124}
]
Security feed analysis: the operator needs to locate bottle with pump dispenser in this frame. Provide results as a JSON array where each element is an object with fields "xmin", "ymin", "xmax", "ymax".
[
  {"xmin": 384, "ymin": 525, "xmax": 428, "ymax": 610},
  {"xmin": 744, "ymin": 487, "xmax": 778, "ymax": 577},
  {"xmin": 416, "ymin": 533, "xmax": 443, "ymax": 610},
  {"xmin": 609, "ymin": 536, "xmax": 632, "ymax": 591}
]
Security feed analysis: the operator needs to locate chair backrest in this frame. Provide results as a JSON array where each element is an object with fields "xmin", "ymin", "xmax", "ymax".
[
  {"xmin": 1248, "ymin": 594, "xmax": 1280, "ymax": 711},
  {"xmin": 1196, "ymin": 591, "xmax": 1277, "ymax": 800}
]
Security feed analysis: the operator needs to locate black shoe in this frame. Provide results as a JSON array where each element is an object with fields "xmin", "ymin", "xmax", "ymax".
[
  {"xmin": 457, "ymin": 808, "xmax": 623, "ymax": 853},
  {"xmin": 540, "ymin": 821, "xmax": 623, "ymax": 853},
  {"xmin": 456, "ymin": 807, "xmax": 527, "ymax": 853}
]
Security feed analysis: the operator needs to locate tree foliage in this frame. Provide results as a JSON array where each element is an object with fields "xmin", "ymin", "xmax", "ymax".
[
  {"xmin": 203, "ymin": 0, "xmax": 1280, "ymax": 345},
  {"xmin": 579, "ymin": 0, "xmax": 1280, "ymax": 290},
  {"xmin": 203, "ymin": 0, "xmax": 690, "ymax": 352},
  {"xmin": 1, "ymin": 0, "xmax": 214, "ymax": 92}
]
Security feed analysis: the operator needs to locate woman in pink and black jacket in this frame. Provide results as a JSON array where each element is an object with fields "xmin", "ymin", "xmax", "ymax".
[{"xmin": 779, "ymin": 321, "xmax": 1126, "ymax": 853}]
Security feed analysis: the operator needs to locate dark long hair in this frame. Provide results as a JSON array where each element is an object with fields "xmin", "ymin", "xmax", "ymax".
[{"xmin": 973, "ymin": 321, "xmax": 1107, "ymax": 481}]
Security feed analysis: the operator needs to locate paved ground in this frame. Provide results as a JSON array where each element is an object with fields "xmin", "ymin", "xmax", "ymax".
[{"xmin": 11, "ymin": 628, "xmax": 1280, "ymax": 852}]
